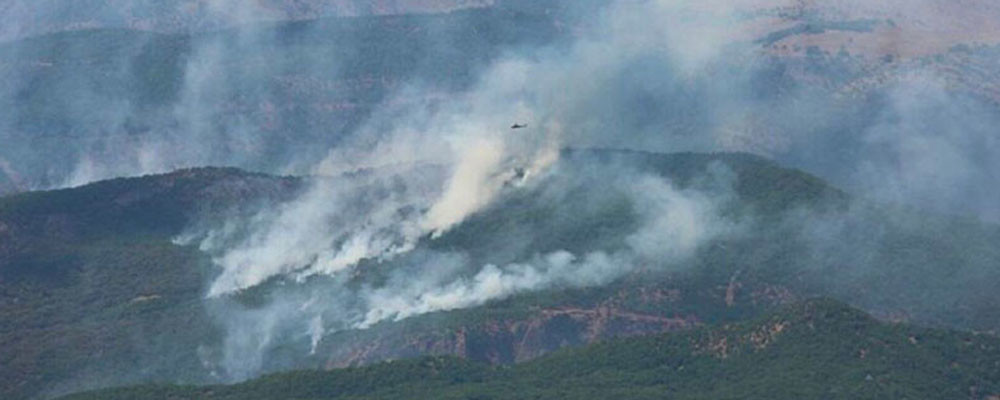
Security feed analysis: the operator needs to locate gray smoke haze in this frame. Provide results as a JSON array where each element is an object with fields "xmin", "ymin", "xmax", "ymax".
[
  {"xmin": 184, "ymin": 159, "xmax": 738, "ymax": 379},
  {"xmin": 0, "ymin": 0, "xmax": 528, "ymax": 193},
  {"xmin": 851, "ymin": 77, "xmax": 1000, "ymax": 222},
  {"xmin": 58, "ymin": 7, "xmax": 339, "ymax": 187},
  {"xmin": 3, "ymin": 0, "xmax": 999, "ymax": 218},
  {"xmin": 0, "ymin": 0, "xmax": 495, "ymax": 42},
  {"xmin": 173, "ymin": 0, "xmax": 753, "ymax": 379},
  {"xmin": 166, "ymin": 0, "xmax": 1000, "ymax": 380},
  {"xmin": 4, "ymin": 0, "xmax": 1000, "ymax": 387}
]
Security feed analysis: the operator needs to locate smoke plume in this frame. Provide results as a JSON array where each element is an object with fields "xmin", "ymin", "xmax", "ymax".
[
  {"xmin": 5, "ymin": 0, "xmax": 1000, "ymax": 387},
  {"xmin": 171, "ymin": 1, "xmax": 759, "ymax": 379}
]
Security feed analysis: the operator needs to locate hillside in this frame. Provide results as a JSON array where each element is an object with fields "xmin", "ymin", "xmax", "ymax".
[
  {"xmin": 57, "ymin": 299, "xmax": 1000, "ymax": 400},
  {"xmin": 3, "ymin": 1, "xmax": 998, "ymax": 400},
  {"xmin": 0, "ymin": 168, "xmax": 301, "ymax": 399},
  {"xmin": 0, "ymin": 5, "xmax": 566, "ymax": 193},
  {"xmin": 3, "ymin": 150, "xmax": 999, "ymax": 399}
]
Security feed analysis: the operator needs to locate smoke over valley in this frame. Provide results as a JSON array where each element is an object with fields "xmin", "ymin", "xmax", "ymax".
[{"xmin": 1, "ymin": 1, "xmax": 999, "ymax": 399}]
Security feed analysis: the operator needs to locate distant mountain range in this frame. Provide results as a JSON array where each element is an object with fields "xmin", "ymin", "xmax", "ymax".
[
  {"xmin": 3, "ymin": 0, "xmax": 1000, "ymax": 215},
  {"xmin": 3, "ymin": 1, "xmax": 999, "ymax": 399},
  {"xmin": 0, "ymin": 6, "xmax": 565, "ymax": 194},
  {"xmin": 0, "ymin": 0, "xmax": 498, "ymax": 42}
]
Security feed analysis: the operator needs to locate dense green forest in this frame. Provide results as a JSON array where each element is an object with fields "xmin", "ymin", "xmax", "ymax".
[
  {"xmin": 4, "ymin": 150, "xmax": 999, "ymax": 399},
  {"xmin": 59, "ymin": 299, "xmax": 1000, "ymax": 400},
  {"xmin": 4, "ymin": 2, "xmax": 1000, "ymax": 399}
]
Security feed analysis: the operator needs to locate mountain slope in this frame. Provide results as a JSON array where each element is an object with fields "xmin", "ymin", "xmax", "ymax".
[
  {"xmin": 0, "ymin": 168, "xmax": 301, "ymax": 399},
  {"xmin": 3, "ymin": 150, "xmax": 999, "ymax": 399},
  {"xmin": 57, "ymin": 299, "xmax": 1000, "ymax": 400}
]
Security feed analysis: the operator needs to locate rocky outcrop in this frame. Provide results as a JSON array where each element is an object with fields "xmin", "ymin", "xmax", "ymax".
[{"xmin": 323, "ymin": 303, "xmax": 699, "ymax": 369}]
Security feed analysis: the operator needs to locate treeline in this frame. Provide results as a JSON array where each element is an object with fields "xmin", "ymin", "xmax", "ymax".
[{"xmin": 59, "ymin": 299, "xmax": 1000, "ymax": 400}]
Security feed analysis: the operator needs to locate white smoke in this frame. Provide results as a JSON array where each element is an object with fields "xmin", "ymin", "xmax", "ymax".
[
  {"xmin": 355, "ymin": 172, "xmax": 733, "ymax": 329},
  {"xmin": 194, "ymin": 162, "xmax": 736, "ymax": 380},
  {"xmin": 179, "ymin": 0, "xmax": 753, "ymax": 380},
  {"xmin": 4, "ymin": 0, "xmax": 1000, "ymax": 395},
  {"xmin": 195, "ymin": 0, "xmax": 744, "ymax": 296},
  {"xmin": 202, "ymin": 168, "xmax": 437, "ymax": 297},
  {"xmin": 198, "ymin": 53, "xmax": 567, "ymax": 298},
  {"xmin": 357, "ymin": 251, "xmax": 613, "ymax": 329}
]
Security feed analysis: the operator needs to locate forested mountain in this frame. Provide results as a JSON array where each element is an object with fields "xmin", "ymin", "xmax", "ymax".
[
  {"xmin": 3, "ymin": 1, "xmax": 999, "ymax": 399},
  {"xmin": 3, "ymin": 150, "xmax": 998, "ymax": 399},
  {"xmin": 58, "ymin": 299, "xmax": 1000, "ymax": 400}
]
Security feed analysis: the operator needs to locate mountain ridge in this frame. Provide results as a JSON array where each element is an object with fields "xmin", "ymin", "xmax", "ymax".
[
  {"xmin": 4, "ymin": 149, "xmax": 999, "ymax": 399},
  {"xmin": 0, "ymin": 150, "xmax": 838, "ymax": 399}
]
